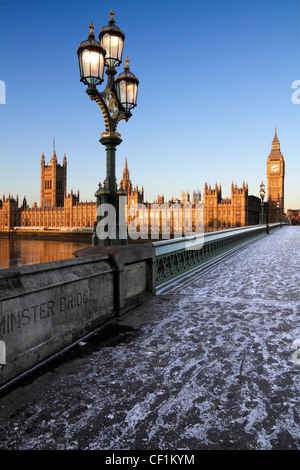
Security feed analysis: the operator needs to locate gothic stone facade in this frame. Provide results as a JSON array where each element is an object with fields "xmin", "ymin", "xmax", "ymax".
[
  {"xmin": 0, "ymin": 152, "xmax": 142, "ymax": 231},
  {"xmin": 203, "ymin": 182, "xmax": 249, "ymax": 232},
  {"xmin": 0, "ymin": 130, "xmax": 283, "ymax": 233}
]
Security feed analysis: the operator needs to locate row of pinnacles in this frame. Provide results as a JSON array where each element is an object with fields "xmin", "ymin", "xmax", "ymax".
[
  {"xmin": 203, "ymin": 181, "xmax": 253, "ymax": 232},
  {"xmin": 0, "ymin": 151, "xmax": 144, "ymax": 231},
  {"xmin": 0, "ymin": 150, "xmax": 260, "ymax": 233}
]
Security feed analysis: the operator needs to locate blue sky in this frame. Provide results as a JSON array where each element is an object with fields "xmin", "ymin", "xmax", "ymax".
[{"xmin": 0, "ymin": 0, "xmax": 299, "ymax": 210}]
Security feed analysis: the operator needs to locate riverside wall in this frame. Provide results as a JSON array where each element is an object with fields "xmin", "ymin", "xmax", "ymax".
[
  {"xmin": 0, "ymin": 244, "xmax": 156, "ymax": 386},
  {"xmin": 0, "ymin": 230, "xmax": 92, "ymax": 242}
]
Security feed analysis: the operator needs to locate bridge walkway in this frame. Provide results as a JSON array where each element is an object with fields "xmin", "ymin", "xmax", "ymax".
[{"xmin": 0, "ymin": 226, "xmax": 299, "ymax": 450}]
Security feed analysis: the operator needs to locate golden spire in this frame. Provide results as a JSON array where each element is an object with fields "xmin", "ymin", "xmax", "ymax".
[
  {"xmin": 109, "ymin": 9, "xmax": 115, "ymax": 24},
  {"xmin": 272, "ymin": 125, "xmax": 280, "ymax": 150},
  {"xmin": 123, "ymin": 157, "xmax": 129, "ymax": 179},
  {"xmin": 88, "ymin": 22, "xmax": 95, "ymax": 38}
]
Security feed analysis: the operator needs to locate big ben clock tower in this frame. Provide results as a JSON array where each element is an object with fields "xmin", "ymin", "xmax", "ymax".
[{"xmin": 267, "ymin": 127, "xmax": 285, "ymax": 223}]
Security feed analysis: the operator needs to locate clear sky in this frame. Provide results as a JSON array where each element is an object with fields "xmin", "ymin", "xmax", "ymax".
[{"xmin": 0, "ymin": 0, "xmax": 299, "ymax": 210}]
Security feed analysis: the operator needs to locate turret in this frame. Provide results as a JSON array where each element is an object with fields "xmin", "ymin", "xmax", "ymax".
[{"xmin": 51, "ymin": 149, "xmax": 57, "ymax": 164}]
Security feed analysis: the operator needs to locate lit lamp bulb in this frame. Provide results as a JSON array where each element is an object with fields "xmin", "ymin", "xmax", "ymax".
[
  {"xmin": 127, "ymin": 84, "xmax": 134, "ymax": 102},
  {"xmin": 82, "ymin": 50, "xmax": 103, "ymax": 78},
  {"xmin": 110, "ymin": 35, "xmax": 119, "ymax": 57},
  {"xmin": 259, "ymin": 183, "xmax": 265, "ymax": 201}
]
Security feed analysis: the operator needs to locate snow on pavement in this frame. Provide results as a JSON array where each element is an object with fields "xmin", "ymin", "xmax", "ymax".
[{"xmin": 0, "ymin": 226, "xmax": 299, "ymax": 450}]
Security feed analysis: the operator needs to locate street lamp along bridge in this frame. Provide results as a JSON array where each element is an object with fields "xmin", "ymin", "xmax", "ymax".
[
  {"xmin": 259, "ymin": 181, "xmax": 266, "ymax": 225},
  {"xmin": 77, "ymin": 10, "xmax": 139, "ymax": 246}
]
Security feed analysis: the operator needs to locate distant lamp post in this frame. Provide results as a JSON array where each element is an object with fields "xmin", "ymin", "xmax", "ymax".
[
  {"xmin": 259, "ymin": 182, "xmax": 266, "ymax": 224},
  {"xmin": 276, "ymin": 201, "xmax": 280, "ymax": 223},
  {"xmin": 77, "ymin": 10, "xmax": 139, "ymax": 246}
]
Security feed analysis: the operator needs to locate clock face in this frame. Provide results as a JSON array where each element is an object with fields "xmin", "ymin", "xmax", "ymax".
[{"xmin": 270, "ymin": 163, "xmax": 280, "ymax": 173}]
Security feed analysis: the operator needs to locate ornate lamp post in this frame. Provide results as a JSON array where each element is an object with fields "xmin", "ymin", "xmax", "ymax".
[
  {"xmin": 276, "ymin": 201, "xmax": 280, "ymax": 223},
  {"xmin": 259, "ymin": 182, "xmax": 266, "ymax": 224},
  {"xmin": 77, "ymin": 10, "xmax": 139, "ymax": 246}
]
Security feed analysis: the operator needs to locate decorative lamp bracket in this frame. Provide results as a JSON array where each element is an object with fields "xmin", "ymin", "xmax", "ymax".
[{"xmin": 86, "ymin": 70, "xmax": 132, "ymax": 134}]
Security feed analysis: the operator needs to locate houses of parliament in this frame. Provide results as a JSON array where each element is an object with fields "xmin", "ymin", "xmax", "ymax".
[{"xmin": 0, "ymin": 129, "xmax": 285, "ymax": 234}]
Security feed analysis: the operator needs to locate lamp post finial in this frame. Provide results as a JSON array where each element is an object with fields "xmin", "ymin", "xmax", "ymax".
[
  {"xmin": 109, "ymin": 9, "xmax": 115, "ymax": 23},
  {"xmin": 88, "ymin": 22, "xmax": 95, "ymax": 38}
]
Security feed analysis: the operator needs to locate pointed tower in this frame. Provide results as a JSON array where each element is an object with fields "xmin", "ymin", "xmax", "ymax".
[
  {"xmin": 63, "ymin": 153, "xmax": 67, "ymax": 198},
  {"xmin": 267, "ymin": 127, "xmax": 285, "ymax": 223},
  {"xmin": 120, "ymin": 157, "xmax": 132, "ymax": 195},
  {"xmin": 272, "ymin": 125, "xmax": 280, "ymax": 150},
  {"xmin": 51, "ymin": 148, "xmax": 57, "ymax": 164},
  {"xmin": 40, "ymin": 142, "xmax": 68, "ymax": 208},
  {"xmin": 40, "ymin": 152, "xmax": 45, "ymax": 207},
  {"xmin": 50, "ymin": 146, "xmax": 57, "ymax": 206},
  {"xmin": 123, "ymin": 157, "xmax": 129, "ymax": 179},
  {"xmin": 203, "ymin": 182, "xmax": 222, "ymax": 232},
  {"xmin": 231, "ymin": 181, "xmax": 248, "ymax": 227}
]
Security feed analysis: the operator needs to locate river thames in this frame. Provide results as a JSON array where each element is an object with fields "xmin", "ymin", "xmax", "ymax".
[{"xmin": 0, "ymin": 238, "xmax": 90, "ymax": 269}]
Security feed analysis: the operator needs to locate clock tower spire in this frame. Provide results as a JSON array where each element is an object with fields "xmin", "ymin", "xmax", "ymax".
[
  {"xmin": 267, "ymin": 127, "xmax": 285, "ymax": 223},
  {"xmin": 272, "ymin": 125, "xmax": 280, "ymax": 150}
]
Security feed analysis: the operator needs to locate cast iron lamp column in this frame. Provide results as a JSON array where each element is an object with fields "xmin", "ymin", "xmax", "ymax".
[
  {"xmin": 77, "ymin": 11, "xmax": 139, "ymax": 246},
  {"xmin": 276, "ymin": 201, "xmax": 280, "ymax": 223},
  {"xmin": 259, "ymin": 182, "xmax": 266, "ymax": 224}
]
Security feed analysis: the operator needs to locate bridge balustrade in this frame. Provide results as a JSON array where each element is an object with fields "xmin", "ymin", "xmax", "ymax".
[{"xmin": 153, "ymin": 223, "xmax": 283, "ymax": 290}]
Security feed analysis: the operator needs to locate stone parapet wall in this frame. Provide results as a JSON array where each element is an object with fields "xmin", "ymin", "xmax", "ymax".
[
  {"xmin": 0, "ymin": 244, "xmax": 156, "ymax": 386},
  {"xmin": 0, "ymin": 254, "xmax": 115, "ymax": 384}
]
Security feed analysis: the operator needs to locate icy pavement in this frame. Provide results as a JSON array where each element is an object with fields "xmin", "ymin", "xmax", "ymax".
[{"xmin": 0, "ymin": 226, "xmax": 299, "ymax": 450}]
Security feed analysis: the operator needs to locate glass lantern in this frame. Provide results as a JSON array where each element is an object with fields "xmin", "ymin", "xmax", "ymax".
[
  {"xmin": 98, "ymin": 10, "xmax": 125, "ymax": 68},
  {"xmin": 77, "ymin": 23, "xmax": 106, "ymax": 86},
  {"xmin": 115, "ymin": 58, "xmax": 139, "ymax": 111},
  {"xmin": 259, "ymin": 182, "xmax": 265, "ymax": 200}
]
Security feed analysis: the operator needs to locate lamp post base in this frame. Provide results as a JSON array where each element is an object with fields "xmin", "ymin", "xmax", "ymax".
[{"xmin": 92, "ymin": 133, "xmax": 130, "ymax": 247}]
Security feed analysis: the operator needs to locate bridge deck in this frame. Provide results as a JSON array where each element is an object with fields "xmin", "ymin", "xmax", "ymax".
[{"xmin": 0, "ymin": 226, "xmax": 299, "ymax": 450}]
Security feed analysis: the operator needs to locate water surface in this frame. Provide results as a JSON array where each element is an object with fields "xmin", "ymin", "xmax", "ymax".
[{"xmin": 0, "ymin": 238, "xmax": 90, "ymax": 269}]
